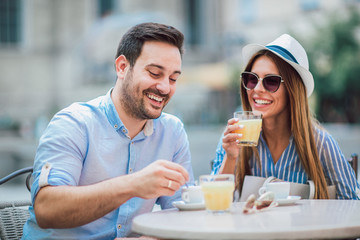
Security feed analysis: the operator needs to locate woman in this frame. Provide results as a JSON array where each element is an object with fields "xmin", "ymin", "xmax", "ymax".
[{"xmin": 212, "ymin": 34, "xmax": 359, "ymax": 199}]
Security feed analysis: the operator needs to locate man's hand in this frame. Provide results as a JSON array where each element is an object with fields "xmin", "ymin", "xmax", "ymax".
[{"xmin": 131, "ymin": 160, "xmax": 189, "ymax": 199}]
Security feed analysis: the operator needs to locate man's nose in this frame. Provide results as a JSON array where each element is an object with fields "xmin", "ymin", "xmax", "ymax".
[{"xmin": 156, "ymin": 78, "xmax": 171, "ymax": 95}]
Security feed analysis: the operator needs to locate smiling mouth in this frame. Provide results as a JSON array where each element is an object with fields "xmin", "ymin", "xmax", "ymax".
[
  {"xmin": 147, "ymin": 93, "xmax": 164, "ymax": 103},
  {"xmin": 254, "ymin": 99, "xmax": 272, "ymax": 105}
]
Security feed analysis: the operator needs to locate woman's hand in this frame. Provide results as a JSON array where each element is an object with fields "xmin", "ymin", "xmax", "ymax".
[
  {"xmin": 222, "ymin": 118, "xmax": 243, "ymax": 160},
  {"xmin": 218, "ymin": 118, "xmax": 244, "ymax": 174}
]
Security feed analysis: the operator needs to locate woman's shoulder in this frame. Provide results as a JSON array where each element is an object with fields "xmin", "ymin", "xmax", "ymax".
[
  {"xmin": 313, "ymin": 124, "xmax": 336, "ymax": 144},
  {"xmin": 313, "ymin": 124, "xmax": 344, "ymax": 157}
]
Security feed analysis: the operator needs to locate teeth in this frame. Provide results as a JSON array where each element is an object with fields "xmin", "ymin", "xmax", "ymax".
[
  {"xmin": 255, "ymin": 99, "xmax": 271, "ymax": 105},
  {"xmin": 147, "ymin": 94, "xmax": 163, "ymax": 102}
]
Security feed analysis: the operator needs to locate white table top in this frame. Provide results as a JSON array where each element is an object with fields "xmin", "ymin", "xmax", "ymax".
[{"xmin": 132, "ymin": 200, "xmax": 360, "ymax": 239}]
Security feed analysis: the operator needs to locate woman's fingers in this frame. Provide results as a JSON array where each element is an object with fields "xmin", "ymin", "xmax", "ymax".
[{"xmin": 224, "ymin": 118, "xmax": 244, "ymax": 135}]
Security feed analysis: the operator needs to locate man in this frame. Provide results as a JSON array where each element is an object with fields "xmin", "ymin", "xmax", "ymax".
[{"xmin": 22, "ymin": 22, "xmax": 194, "ymax": 239}]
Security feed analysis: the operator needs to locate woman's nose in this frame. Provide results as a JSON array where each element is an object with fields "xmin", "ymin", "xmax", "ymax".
[{"xmin": 253, "ymin": 78, "xmax": 266, "ymax": 92}]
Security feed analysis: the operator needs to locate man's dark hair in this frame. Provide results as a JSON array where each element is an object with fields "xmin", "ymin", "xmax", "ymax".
[{"xmin": 115, "ymin": 22, "xmax": 184, "ymax": 67}]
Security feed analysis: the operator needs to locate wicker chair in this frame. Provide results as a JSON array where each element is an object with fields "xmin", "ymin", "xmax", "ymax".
[
  {"xmin": 0, "ymin": 167, "xmax": 33, "ymax": 240},
  {"xmin": 348, "ymin": 153, "xmax": 358, "ymax": 178}
]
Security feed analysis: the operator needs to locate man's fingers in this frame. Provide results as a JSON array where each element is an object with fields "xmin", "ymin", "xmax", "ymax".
[
  {"xmin": 157, "ymin": 160, "xmax": 189, "ymax": 183},
  {"xmin": 163, "ymin": 168, "xmax": 187, "ymax": 187},
  {"xmin": 163, "ymin": 178, "xmax": 180, "ymax": 191}
]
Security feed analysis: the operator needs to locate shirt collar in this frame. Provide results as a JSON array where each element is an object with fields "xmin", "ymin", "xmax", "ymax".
[
  {"xmin": 103, "ymin": 88, "xmax": 154, "ymax": 137},
  {"xmin": 143, "ymin": 119, "xmax": 154, "ymax": 136}
]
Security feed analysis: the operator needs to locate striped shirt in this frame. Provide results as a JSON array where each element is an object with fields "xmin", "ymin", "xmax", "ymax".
[{"xmin": 211, "ymin": 127, "xmax": 359, "ymax": 199}]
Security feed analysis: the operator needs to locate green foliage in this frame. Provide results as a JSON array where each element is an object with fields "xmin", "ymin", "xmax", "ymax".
[{"xmin": 305, "ymin": 8, "xmax": 360, "ymax": 122}]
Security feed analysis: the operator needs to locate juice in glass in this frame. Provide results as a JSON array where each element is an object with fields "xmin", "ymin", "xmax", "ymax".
[
  {"xmin": 199, "ymin": 174, "xmax": 235, "ymax": 213},
  {"xmin": 234, "ymin": 111, "xmax": 262, "ymax": 146}
]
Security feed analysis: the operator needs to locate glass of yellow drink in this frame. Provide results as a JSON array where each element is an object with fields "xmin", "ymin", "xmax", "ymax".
[
  {"xmin": 233, "ymin": 111, "xmax": 262, "ymax": 146},
  {"xmin": 199, "ymin": 174, "xmax": 235, "ymax": 213}
]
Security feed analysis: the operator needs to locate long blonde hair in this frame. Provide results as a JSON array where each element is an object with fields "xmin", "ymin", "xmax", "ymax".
[{"xmin": 236, "ymin": 50, "xmax": 329, "ymax": 199}]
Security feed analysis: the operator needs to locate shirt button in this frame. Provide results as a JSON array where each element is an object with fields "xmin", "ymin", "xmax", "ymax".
[
  {"xmin": 117, "ymin": 224, "xmax": 122, "ymax": 229},
  {"xmin": 114, "ymin": 124, "xmax": 118, "ymax": 128},
  {"xmin": 122, "ymin": 129, "xmax": 126, "ymax": 133},
  {"xmin": 129, "ymin": 168, "xmax": 133, "ymax": 173}
]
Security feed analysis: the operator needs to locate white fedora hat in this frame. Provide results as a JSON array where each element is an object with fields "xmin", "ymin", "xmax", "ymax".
[{"xmin": 242, "ymin": 34, "xmax": 314, "ymax": 97}]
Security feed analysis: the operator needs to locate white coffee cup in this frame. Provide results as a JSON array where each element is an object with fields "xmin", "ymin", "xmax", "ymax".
[
  {"xmin": 258, "ymin": 182, "xmax": 290, "ymax": 199},
  {"xmin": 181, "ymin": 186, "xmax": 204, "ymax": 204}
]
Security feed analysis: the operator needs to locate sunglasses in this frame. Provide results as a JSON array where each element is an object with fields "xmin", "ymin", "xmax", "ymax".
[{"xmin": 241, "ymin": 71, "xmax": 284, "ymax": 93}]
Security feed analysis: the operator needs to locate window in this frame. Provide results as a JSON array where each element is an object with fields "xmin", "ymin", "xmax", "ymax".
[
  {"xmin": 0, "ymin": 0, "xmax": 22, "ymax": 45},
  {"xmin": 240, "ymin": 0, "xmax": 256, "ymax": 24},
  {"xmin": 185, "ymin": 0, "xmax": 202, "ymax": 45},
  {"xmin": 299, "ymin": 0, "xmax": 319, "ymax": 11},
  {"xmin": 98, "ymin": 0, "xmax": 114, "ymax": 17}
]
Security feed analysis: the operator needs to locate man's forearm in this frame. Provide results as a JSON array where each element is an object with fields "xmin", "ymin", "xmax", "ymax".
[
  {"xmin": 34, "ymin": 175, "xmax": 134, "ymax": 228},
  {"xmin": 34, "ymin": 160, "xmax": 188, "ymax": 229}
]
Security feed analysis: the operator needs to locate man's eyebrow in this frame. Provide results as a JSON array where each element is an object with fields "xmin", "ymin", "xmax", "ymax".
[
  {"xmin": 146, "ymin": 64, "xmax": 164, "ymax": 70},
  {"xmin": 146, "ymin": 64, "xmax": 181, "ymax": 75}
]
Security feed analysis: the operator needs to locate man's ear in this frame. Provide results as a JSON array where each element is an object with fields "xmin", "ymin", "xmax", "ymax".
[{"xmin": 115, "ymin": 55, "xmax": 129, "ymax": 79}]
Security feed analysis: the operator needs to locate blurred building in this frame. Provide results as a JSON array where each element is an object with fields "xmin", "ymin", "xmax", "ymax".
[
  {"xmin": 1, "ymin": 0, "xmax": 360, "ymax": 179},
  {"xmin": 0, "ymin": 0, "xmax": 359, "ymax": 130}
]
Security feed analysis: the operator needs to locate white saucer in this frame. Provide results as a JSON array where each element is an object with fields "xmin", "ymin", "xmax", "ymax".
[
  {"xmin": 275, "ymin": 196, "xmax": 301, "ymax": 206},
  {"xmin": 172, "ymin": 201, "xmax": 205, "ymax": 211}
]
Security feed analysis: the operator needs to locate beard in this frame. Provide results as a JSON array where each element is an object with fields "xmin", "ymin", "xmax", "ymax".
[{"xmin": 120, "ymin": 69, "xmax": 170, "ymax": 120}]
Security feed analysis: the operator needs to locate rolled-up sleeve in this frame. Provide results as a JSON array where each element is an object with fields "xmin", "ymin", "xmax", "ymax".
[{"xmin": 31, "ymin": 110, "xmax": 87, "ymax": 204}]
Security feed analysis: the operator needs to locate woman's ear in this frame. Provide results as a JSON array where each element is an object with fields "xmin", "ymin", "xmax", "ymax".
[{"xmin": 115, "ymin": 55, "xmax": 129, "ymax": 79}]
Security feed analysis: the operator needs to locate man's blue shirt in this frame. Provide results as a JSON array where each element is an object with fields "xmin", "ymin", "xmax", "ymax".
[{"xmin": 22, "ymin": 89, "xmax": 194, "ymax": 239}]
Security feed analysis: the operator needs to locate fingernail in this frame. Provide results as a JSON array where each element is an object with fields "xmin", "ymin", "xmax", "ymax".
[
  {"xmin": 238, "ymin": 134, "xmax": 243, "ymax": 137},
  {"xmin": 239, "ymin": 125, "xmax": 244, "ymax": 129},
  {"xmin": 234, "ymin": 118, "xmax": 239, "ymax": 121},
  {"xmin": 236, "ymin": 139, "xmax": 240, "ymax": 143}
]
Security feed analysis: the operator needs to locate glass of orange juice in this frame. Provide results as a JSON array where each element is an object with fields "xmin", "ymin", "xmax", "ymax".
[
  {"xmin": 199, "ymin": 174, "xmax": 235, "ymax": 213},
  {"xmin": 234, "ymin": 111, "xmax": 262, "ymax": 146}
]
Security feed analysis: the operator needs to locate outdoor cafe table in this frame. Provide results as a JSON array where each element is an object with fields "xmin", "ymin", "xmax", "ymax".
[{"xmin": 132, "ymin": 200, "xmax": 360, "ymax": 239}]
